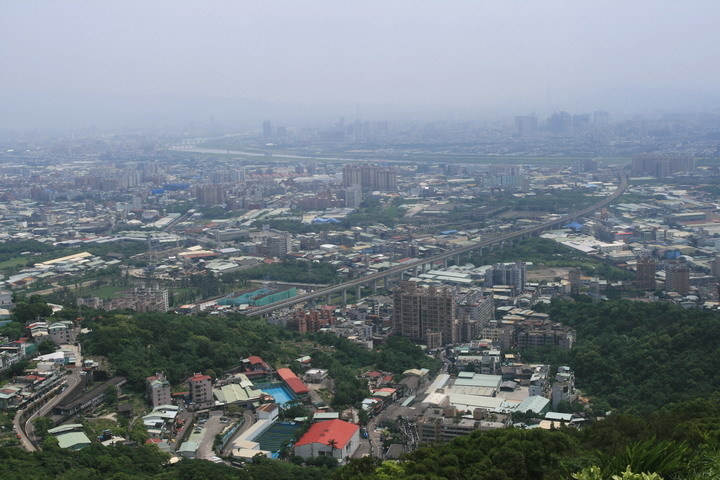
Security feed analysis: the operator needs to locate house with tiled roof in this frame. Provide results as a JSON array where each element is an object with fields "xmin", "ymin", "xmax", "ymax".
[
  {"xmin": 241, "ymin": 356, "xmax": 273, "ymax": 381},
  {"xmin": 293, "ymin": 419, "xmax": 360, "ymax": 463}
]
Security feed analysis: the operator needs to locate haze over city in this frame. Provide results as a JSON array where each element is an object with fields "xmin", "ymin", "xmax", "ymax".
[
  {"xmin": 2, "ymin": 1, "xmax": 720, "ymax": 130},
  {"xmin": 4, "ymin": 2, "xmax": 720, "ymax": 479}
]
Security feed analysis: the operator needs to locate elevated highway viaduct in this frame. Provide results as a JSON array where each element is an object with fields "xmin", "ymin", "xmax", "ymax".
[{"xmin": 249, "ymin": 169, "xmax": 628, "ymax": 316}]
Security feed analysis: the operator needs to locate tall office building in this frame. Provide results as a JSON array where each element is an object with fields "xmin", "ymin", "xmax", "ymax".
[
  {"xmin": 265, "ymin": 235, "xmax": 292, "ymax": 258},
  {"xmin": 665, "ymin": 258, "xmax": 690, "ymax": 295},
  {"xmin": 484, "ymin": 262, "xmax": 527, "ymax": 293},
  {"xmin": 262, "ymin": 120, "xmax": 273, "ymax": 139},
  {"xmin": 344, "ymin": 186, "xmax": 362, "ymax": 208},
  {"xmin": 635, "ymin": 258, "xmax": 657, "ymax": 291},
  {"xmin": 546, "ymin": 111, "xmax": 572, "ymax": 133},
  {"xmin": 711, "ymin": 256, "xmax": 720, "ymax": 279},
  {"xmin": 456, "ymin": 296, "xmax": 494, "ymax": 342},
  {"xmin": 195, "ymin": 184, "xmax": 226, "ymax": 206},
  {"xmin": 568, "ymin": 268, "xmax": 581, "ymax": 295},
  {"xmin": 342, "ymin": 163, "xmax": 397, "ymax": 192},
  {"xmin": 593, "ymin": 110, "xmax": 610, "ymax": 125},
  {"xmin": 514, "ymin": 115, "xmax": 537, "ymax": 136},
  {"xmin": 393, "ymin": 282, "xmax": 457, "ymax": 345},
  {"xmin": 632, "ymin": 155, "xmax": 695, "ymax": 177}
]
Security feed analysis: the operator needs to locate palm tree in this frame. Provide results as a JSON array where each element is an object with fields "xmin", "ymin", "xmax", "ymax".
[{"xmin": 327, "ymin": 438, "xmax": 338, "ymax": 459}]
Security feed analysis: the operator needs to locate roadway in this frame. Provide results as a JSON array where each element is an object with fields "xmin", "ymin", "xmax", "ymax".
[
  {"xmin": 220, "ymin": 409, "xmax": 256, "ymax": 456},
  {"xmin": 14, "ymin": 344, "xmax": 84, "ymax": 451},
  {"xmin": 14, "ymin": 367, "xmax": 83, "ymax": 451},
  {"xmin": 163, "ymin": 210, "xmax": 195, "ymax": 233},
  {"xmin": 249, "ymin": 169, "xmax": 628, "ymax": 316},
  {"xmin": 196, "ymin": 411, "xmax": 225, "ymax": 460},
  {"xmin": 354, "ymin": 372, "xmax": 437, "ymax": 458}
]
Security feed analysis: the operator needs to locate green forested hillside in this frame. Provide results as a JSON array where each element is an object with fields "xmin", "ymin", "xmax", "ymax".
[
  {"xmin": 333, "ymin": 395, "xmax": 720, "ymax": 479},
  {"xmin": 82, "ymin": 312, "xmax": 301, "ymax": 388},
  {"xmin": 531, "ymin": 299, "xmax": 720, "ymax": 413},
  {"xmin": 8, "ymin": 297, "xmax": 720, "ymax": 479},
  {"xmin": 0, "ymin": 443, "xmax": 329, "ymax": 480},
  {"xmin": 81, "ymin": 312, "xmax": 438, "ymax": 408},
  {"xmin": 5, "ymin": 397, "xmax": 720, "ymax": 479}
]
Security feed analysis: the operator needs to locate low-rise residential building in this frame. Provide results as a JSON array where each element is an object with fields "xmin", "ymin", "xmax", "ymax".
[
  {"xmin": 107, "ymin": 286, "xmax": 169, "ymax": 313},
  {"xmin": 240, "ymin": 356, "xmax": 273, "ymax": 381},
  {"xmin": 417, "ymin": 408, "xmax": 506, "ymax": 443},
  {"xmin": 48, "ymin": 321, "xmax": 76, "ymax": 345},
  {"xmin": 142, "ymin": 405, "xmax": 180, "ymax": 439}
]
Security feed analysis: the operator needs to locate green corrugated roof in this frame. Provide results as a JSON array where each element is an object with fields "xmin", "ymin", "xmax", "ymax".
[{"xmin": 56, "ymin": 431, "xmax": 91, "ymax": 449}]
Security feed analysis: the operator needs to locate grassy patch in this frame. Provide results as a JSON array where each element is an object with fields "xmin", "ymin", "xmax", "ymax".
[
  {"xmin": 0, "ymin": 256, "xmax": 33, "ymax": 271},
  {"xmin": 82, "ymin": 286, "xmax": 129, "ymax": 299},
  {"xmin": 83, "ymin": 417, "xmax": 118, "ymax": 439}
]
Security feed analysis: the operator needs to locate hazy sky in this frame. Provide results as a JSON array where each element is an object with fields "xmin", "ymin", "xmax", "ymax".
[{"xmin": 2, "ymin": 1, "xmax": 720, "ymax": 128}]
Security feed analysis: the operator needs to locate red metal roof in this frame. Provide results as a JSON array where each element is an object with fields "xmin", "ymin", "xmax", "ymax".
[
  {"xmin": 247, "ymin": 355, "xmax": 265, "ymax": 365},
  {"xmin": 277, "ymin": 368, "xmax": 309, "ymax": 394},
  {"xmin": 373, "ymin": 387, "xmax": 397, "ymax": 394},
  {"xmin": 189, "ymin": 373, "xmax": 211, "ymax": 382},
  {"xmin": 257, "ymin": 403, "xmax": 278, "ymax": 412},
  {"xmin": 285, "ymin": 378, "xmax": 309, "ymax": 395},
  {"xmin": 294, "ymin": 419, "xmax": 359, "ymax": 449},
  {"xmin": 276, "ymin": 368, "xmax": 296, "ymax": 381}
]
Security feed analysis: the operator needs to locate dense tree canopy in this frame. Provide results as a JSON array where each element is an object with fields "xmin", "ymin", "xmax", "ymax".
[
  {"xmin": 0, "ymin": 443, "xmax": 329, "ymax": 480},
  {"xmin": 82, "ymin": 312, "xmax": 302, "ymax": 388},
  {"xmin": 534, "ymin": 299, "xmax": 720, "ymax": 413},
  {"xmin": 83, "ymin": 313, "xmax": 439, "ymax": 408},
  {"xmin": 335, "ymin": 395, "xmax": 720, "ymax": 479},
  {"xmin": 223, "ymin": 259, "xmax": 342, "ymax": 285}
]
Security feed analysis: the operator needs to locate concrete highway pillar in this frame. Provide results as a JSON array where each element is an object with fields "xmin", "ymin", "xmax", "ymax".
[
  {"xmin": 373, "ymin": 281, "xmax": 378, "ymax": 294},
  {"xmin": 455, "ymin": 254, "xmax": 461, "ymax": 265},
  {"xmin": 384, "ymin": 276, "xmax": 389, "ymax": 290},
  {"xmin": 414, "ymin": 266, "xmax": 420, "ymax": 277},
  {"xmin": 356, "ymin": 285, "xmax": 362, "ymax": 300},
  {"xmin": 444, "ymin": 259, "xmax": 448, "ymax": 268},
  {"xmin": 343, "ymin": 290, "xmax": 347, "ymax": 305}
]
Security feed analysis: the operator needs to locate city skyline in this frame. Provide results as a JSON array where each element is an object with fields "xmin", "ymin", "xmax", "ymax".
[{"xmin": 2, "ymin": 1, "xmax": 720, "ymax": 130}]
